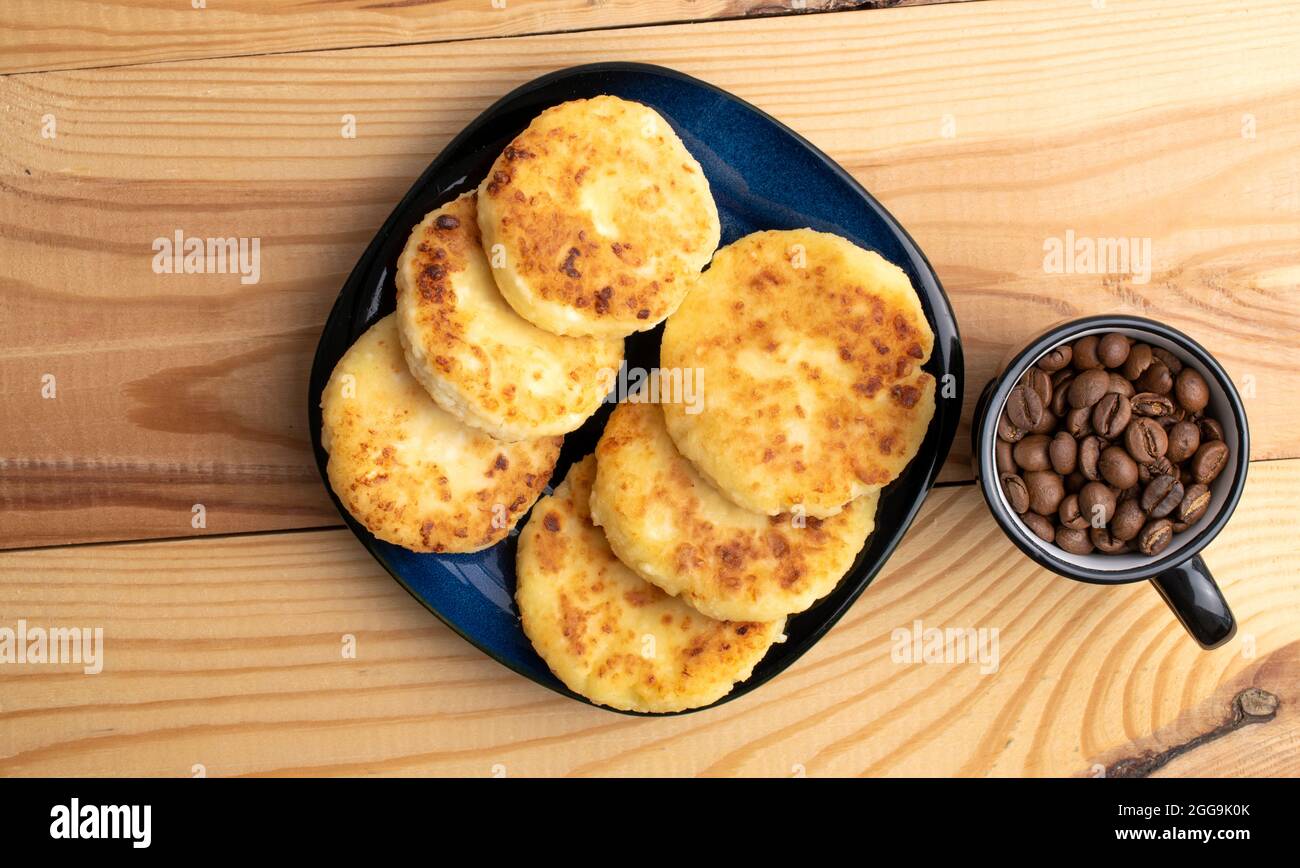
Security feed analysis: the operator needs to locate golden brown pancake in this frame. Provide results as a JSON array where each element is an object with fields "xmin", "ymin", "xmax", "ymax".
[
  {"xmin": 320, "ymin": 314, "xmax": 561, "ymax": 553},
  {"xmin": 477, "ymin": 95, "xmax": 720, "ymax": 338},
  {"xmin": 661, "ymin": 229, "xmax": 936, "ymax": 517},
  {"xmin": 590, "ymin": 401, "xmax": 878, "ymax": 622},
  {"xmin": 515, "ymin": 456, "xmax": 783, "ymax": 713},
  {"xmin": 396, "ymin": 191, "xmax": 623, "ymax": 441}
]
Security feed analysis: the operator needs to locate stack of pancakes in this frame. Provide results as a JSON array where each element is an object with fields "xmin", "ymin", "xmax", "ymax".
[{"xmin": 320, "ymin": 96, "xmax": 936, "ymax": 713}]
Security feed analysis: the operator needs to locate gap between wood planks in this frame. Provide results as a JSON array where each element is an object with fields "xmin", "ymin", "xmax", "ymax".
[
  {"xmin": 4, "ymin": 454, "xmax": 1293, "ymax": 555},
  {"xmin": 0, "ymin": 0, "xmax": 988, "ymax": 79}
]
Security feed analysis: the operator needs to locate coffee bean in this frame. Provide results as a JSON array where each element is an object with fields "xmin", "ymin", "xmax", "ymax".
[
  {"xmin": 1139, "ymin": 473, "xmax": 1173, "ymax": 511},
  {"xmin": 998, "ymin": 411, "xmax": 1026, "ymax": 443},
  {"xmin": 1198, "ymin": 417, "xmax": 1225, "ymax": 442},
  {"xmin": 1049, "ymin": 431, "xmax": 1078, "ymax": 475},
  {"xmin": 1131, "ymin": 392, "xmax": 1175, "ymax": 417},
  {"xmin": 1000, "ymin": 333, "xmax": 1230, "ymax": 562},
  {"xmin": 1092, "ymin": 393, "xmax": 1132, "ymax": 438},
  {"xmin": 1152, "ymin": 347, "xmax": 1184, "ymax": 375},
  {"xmin": 1144, "ymin": 475, "xmax": 1185, "ymax": 518},
  {"xmin": 1176, "ymin": 483, "xmax": 1212, "ymax": 525},
  {"xmin": 1175, "ymin": 367, "xmax": 1209, "ymax": 414},
  {"xmin": 1037, "ymin": 345, "xmax": 1073, "ymax": 373},
  {"xmin": 1078, "ymin": 481, "xmax": 1116, "ymax": 527},
  {"xmin": 1055, "ymin": 525, "xmax": 1094, "ymax": 555},
  {"xmin": 1099, "ymin": 446, "xmax": 1138, "ymax": 489},
  {"xmin": 1013, "ymin": 434, "xmax": 1053, "ymax": 472},
  {"xmin": 1025, "ymin": 470, "xmax": 1065, "ymax": 516},
  {"xmin": 1072, "ymin": 335, "xmax": 1103, "ymax": 370},
  {"xmin": 1166, "ymin": 420, "xmax": 1201, "ymax": 463},
  {"xmin": 1091, "ymin": 525, "xmax": 1129, "ymax": 554},
  {"xmin": 1068, "ymin": 369, "xmax": 1111, "ymax": 409},
  {"xmin": 1107, "ymin": 373, "xmax": 1135, "ymax": 398},
  {"xmin": 1078, "ymin": 435, "xmax": 1104, "ymax": 481},
  {"xmin": 1125, "ymin": 417, "xmax": 1168, "ymax": 464},
  {"xmin": 1121, "ymin": 343, "xmax": 1153, "ymax": 381},
  {"xmin": 1156, "ymin": 407, "xmax": 1184, "ymax": 428},
  {"xmin": 1050, "ymin": 382, "xmax": 1071, "ymax": 416},
  {"xmin": 1111, "ymin": 497, "xmax": 1147, "ymax": 541},
  {"xmin": 1098, "ymin": 333, "xmax": 1130, "ymax": 368},
  {"xmin": 1065, "ymin": 406, "xmax": 1092, "ymax": 439},
  {"xmin": 1021, "ymin": 368, "xmax": 1053, "ymax": 409},
  {"xmin": 1001, "ymin": 473, "xmax": 1029, "ymax": 514},
  {"xmin": 1005, "ymin": 385, "xmax": 1044, "ymax": 430},
  {"xmin": 1058, "ymin": 494, "xmax": 1088, "ymax": 530},
  {"xmin": 1137, "ymin": 518, "xmax": 1174, "ymax": 556},
  {"xmin": 1137, "ymin": 455, "xmax": 1174, "ymax": 485},
  {"xmin": 995, "ymin": 438, "xmax": 1016, "ymax": 475},
  {"xmin": 1135, "ymin": 361, "xmax": 1173, "ymax": 395},
  {"xmin": 1022, "ymin": 512, "xmax": 1056, "ymax": 542},
  {"xmin": 1190, "ymin": 440, "xmax": 1230, "ymax": 484}
]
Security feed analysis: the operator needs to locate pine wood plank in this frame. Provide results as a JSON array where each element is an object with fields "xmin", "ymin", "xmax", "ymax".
[
  {"xmin": 2, "ymin": 0, "xmax": 1298, "ymax": 547},
  {"xmin": 0, "ymin": 0, "xmax": 976, "ymax": 76},
  {"xmin": 0, "ymin": 460, "xmax": 1294, "ymax": 777}
]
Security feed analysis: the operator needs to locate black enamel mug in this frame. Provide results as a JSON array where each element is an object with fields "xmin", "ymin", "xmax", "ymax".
[{"xmin": 972, "ymin": 315, "xmax": 1249, "ymax": 649}]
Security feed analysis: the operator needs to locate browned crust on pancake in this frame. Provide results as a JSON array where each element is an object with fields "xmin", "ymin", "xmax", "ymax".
[
  {"xmin": 590, "ymin": 402, "xmax": 875, "ymax": 621},
  {"xmin": 515, "ymin": 457, "xmax": 782, "ymax": 712},
  {"xmin": 661, "ymin": 229, "xmax": 936, "ymax": 516},
  {"xmin": 395, "ymin": 192, "xmax": 623, "ymax": 439},
  {"xmin": 321, "ymin": 316, "xmax": 562, "ymax": 553},
  {"xmin": 478, "ymin": 96, "xmax": 718, "ymax": 335}
]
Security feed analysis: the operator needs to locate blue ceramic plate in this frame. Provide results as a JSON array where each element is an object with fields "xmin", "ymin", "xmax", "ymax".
[{"xmin": 308, "ymin": 63, "xmax": 963, "ymax": 715}]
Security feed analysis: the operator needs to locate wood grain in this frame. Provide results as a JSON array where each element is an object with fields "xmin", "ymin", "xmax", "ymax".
[
  {"xmin": 0, "ymin": 0, "xmax": 975, "ymax": 76},
  {"xmin": 0, "ymin": 459, "xmax": 1294, "ymax": 777},
  {"xmin": 3, "ymin": 0, "xmax": 1300, "ymax": 547}
]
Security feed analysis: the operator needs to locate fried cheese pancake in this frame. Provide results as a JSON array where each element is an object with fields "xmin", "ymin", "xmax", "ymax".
[
  {"xmin": 661, "ymin": 229, "xmax": 936, "ymax": 518},
  {"xmin": 396, "ymin": 192, "xmax": 623, "ymax": 441},
  {"xmin": 320, "ymin": 315, "xmax": 561, "ymax": 553},
  {"xmin": 515, "ymin": 456, "xmax": 783, "ymax": 713},
  {"xmin": 477, "ymin": 96, "xmax": 720, "ymax": 338},
  {"xmin": 590, "ymin": 401, "xmax": 878, "ymax": 622}
]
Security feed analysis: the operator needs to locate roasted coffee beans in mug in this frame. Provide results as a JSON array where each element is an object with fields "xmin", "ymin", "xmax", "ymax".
[{"xmin": 995, "ymin": 332, "xmax": 1229, "ymax": 556}]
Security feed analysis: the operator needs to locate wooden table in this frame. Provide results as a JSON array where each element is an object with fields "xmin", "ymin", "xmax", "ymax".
[{"xmin": 1, "ymin": 0, "xmax": 1297, "ymax": 777}]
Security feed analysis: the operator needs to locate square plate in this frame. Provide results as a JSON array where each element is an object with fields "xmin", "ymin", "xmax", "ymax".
[{"xmin": 308, "ymin": 63, "xmax": 963, "ymax": 715}]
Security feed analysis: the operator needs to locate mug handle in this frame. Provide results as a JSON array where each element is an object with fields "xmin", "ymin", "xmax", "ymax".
[{"xmin": 1149, "ymin": 555, "xmax": 1236, "ymax": 649}]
